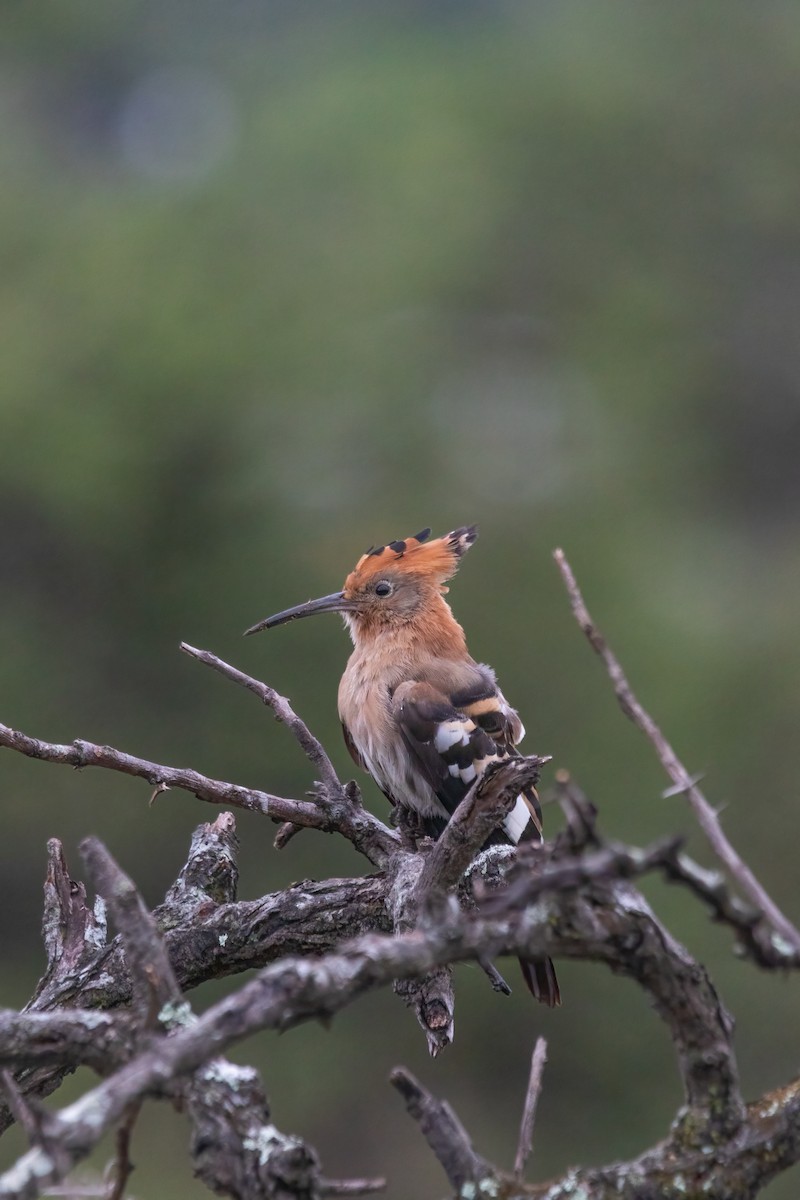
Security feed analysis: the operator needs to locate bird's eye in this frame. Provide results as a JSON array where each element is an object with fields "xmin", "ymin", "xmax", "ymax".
[{"xmin": 374, "ymin": 580, "xmax": 393, "ymax": 597}]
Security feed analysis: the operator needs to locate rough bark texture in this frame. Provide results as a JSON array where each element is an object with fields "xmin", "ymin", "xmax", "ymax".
[{"xmin": 0, "ymin": 554, "xmax": 798, "ymax": 1199}]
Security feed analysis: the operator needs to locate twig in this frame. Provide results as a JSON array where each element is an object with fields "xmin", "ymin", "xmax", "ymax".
[
  {"xmin": 104, "ymin": 1101, "xmax": 142, "ymax": 1200},
  {"xmin": 179, "ymin": 643, "xmax": 343, "ymax": 797},
  {"xmin": 0, "ymin": 722, "xmax": 398, "ymax": 867},
  {"xmin": 389, "ymin": 1068, "xmax": 491, "ymax": 1190},
  {"xmin": 514, "ymin": 1036, "xmax": 547, "ymax": 1179},
  {"xmin": 483, "ymin": 832, "xmax": 686, "ymax": 913},
  {"xmin": 554, "ymin": 547, "xmax": 800, "ymax": 954},
  {"xmin": 0, "ymin": 1073, "xmax": 44, "ymax": 1149},
  {"xmin": 180, "ymin": 644, "xmax": 395, "ymax": 859},
  {"xmin": 495, "ymin": 821, "xmax": 800, "ymax": 972},
  {"xmin": 661, "ymin": 848, "xmax": 800, "ymax": 969},
  {"xmin": 0, "ymin": 722, "xmax": 295, "ymax": 818},
  {"xmin": 478, "ymin": 959, "xmax": 512, "ymax": 995},
  {"xmin": 319, "ymin": 1177, "xmax": 387, "ymax": 1195},
  {"xmin": 274, "ymin": 820, "xmax": 303, "ymax": 850},
  {"xmin": 398, "ymin": 1071, "xmax": 800, "ymax": 1200}
]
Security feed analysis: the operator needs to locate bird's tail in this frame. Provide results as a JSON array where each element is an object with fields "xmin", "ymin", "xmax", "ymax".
[{"xmin": 519, "ymin": 956, "xmax": 561, "ymax": 1007}]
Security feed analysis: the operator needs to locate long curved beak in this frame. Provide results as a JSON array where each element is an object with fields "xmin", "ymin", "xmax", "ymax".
[{"xmin": 244, "ymin": 591, "xmax": 354, "ymax": 636}]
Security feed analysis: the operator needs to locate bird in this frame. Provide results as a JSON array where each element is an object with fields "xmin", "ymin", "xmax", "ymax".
[{"xmin": 245, "ymin": 524, "xmax": 560, "ymax": 1007}]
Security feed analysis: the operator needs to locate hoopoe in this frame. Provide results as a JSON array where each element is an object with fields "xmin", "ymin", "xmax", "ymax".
[{"xmin": 245, "ymin": 525, "xmax": 560, "ymax": 1007}]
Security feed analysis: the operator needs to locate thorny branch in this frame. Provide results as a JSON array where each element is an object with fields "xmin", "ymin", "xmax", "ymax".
[
  {"xmin": 0, "ymin": 717, "xmax": 398, "ymax": 869},
  {"xmin": 554, "ymin": 546, "xmax": 800, "ymax": 955},
  {"xmin": 0, "ymin": 833, "xmax": 743, "ymax": 1199},
  {"xmin": 0, "ymin": 558, "xmax": 798, "ymax": 1199},
  {"xmin": 0, "ymin": 807, "xmax": 787, "ymax": 1199}
]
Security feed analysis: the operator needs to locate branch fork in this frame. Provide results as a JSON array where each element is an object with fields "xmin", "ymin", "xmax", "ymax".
[{"xmin": 1, "ymin": 554, "xmax": 800, "ymax": 1199}]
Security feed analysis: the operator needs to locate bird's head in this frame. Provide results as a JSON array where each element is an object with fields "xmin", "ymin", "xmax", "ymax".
[{"xmin": 244, "ymin": 525, "xmax": 477, "ymax": 642}]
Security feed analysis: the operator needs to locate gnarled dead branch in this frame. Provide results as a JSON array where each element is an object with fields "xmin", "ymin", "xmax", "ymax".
[{"xmin": 0, "ymin": 555, "xmax": 798, "ymax": 1199}]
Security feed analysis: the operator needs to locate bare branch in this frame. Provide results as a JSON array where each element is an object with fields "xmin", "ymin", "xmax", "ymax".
[
  {"xmin": 104, "ymin": 1101, "xmax": 141, "ymax": 1200},
  {"xmin": 80, "ymin": 837, "xmax": 181, "ymax": 1018},
  {"xmin": 318, "ymin": 1177, "xmax": 387, "ymax": 1196},
  {"xmin": 0, "ymin": 1072, "xmax": 47, "ymax": 1151},
  {"xmin": 4, "ymin": 611, "xmax": 800, "ymax": 1199},
  {"xmin": 514, "ymin": 1037, "xmax": 547, "ymax": 1180},
  {"xmin": 0, "ymin": 1012, "xmax": 131, "ymax": 1074},
  {"xmin": 663, "ymin": 849, "xmax": 800, "ymax": 969},
  {"xmin": 180, "ymin": 643, "xmax": 343, "ymax": 797},
  {"xmin": 478, "ymin": 959, "xmax": 512, "ymax": 994},
  {"xmin": 486, "ymin": 872, "xmax": 743, "ymax": 1135},
  {"xmin": 0, "ymin": 840, "xmax": 116, "ymax": 1138},
  {"xmin": 33, "ymin": 839, "xmax": 109, "ymax": 1011},
  {"xmin": 11, "ymin": 799, "xmax": 784, "ymax": 1163},
  {"xmin": 17, "ymin": 871, "xmax": 391, "ymax": 1034},
  {"xmin": 553, "ymin": 547, "xmax": 800, "ymax": 954},
  {"xmin": 0, "ymin": 854, "xmax": 748, "ymax": 1199},
  {"xmin": 394, "ymin": 1070, "xmax": 800, "ymax": 1200},
  {"xmin": 164, "ymin": 811, "xmax": 239, "ymax": 910},
  {"xmin": 389, "ymin": 758, "xmax": 546, "ymax": 1051},
  {"xmin": 274, "ymin": 820, "xmax": 304, "ymax": 850},
  {"xmin": 415, "ymin": 756, "xmax": 547, "ymax": 901},
  {"xmin": 0, "ymin": 722, "xmax": 398, "ymax": 868},
  {"xmin": 59, "ymin": 839, "xmax": 343, "ymax": 1200},
  {"xmin": 389, "ymin": 1068, "xmax": 491, "ymax": 1191},
  {"xmin": 184, "ymin": 1057, "xmax": 323, "ymax": 1200}
]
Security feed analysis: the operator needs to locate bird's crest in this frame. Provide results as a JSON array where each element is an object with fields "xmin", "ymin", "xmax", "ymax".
[{"xmin": 346, "ymin": 525, "xmax": 477, "ymax": 590}]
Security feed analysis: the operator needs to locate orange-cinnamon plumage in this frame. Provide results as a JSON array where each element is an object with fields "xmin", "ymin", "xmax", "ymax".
[{"xmin": 246, "ymin": 524, "xmax": 560, "ymax": 1007}]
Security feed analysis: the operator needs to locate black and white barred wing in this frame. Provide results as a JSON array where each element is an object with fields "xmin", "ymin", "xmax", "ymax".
[{"xmin": 391, "ymin": 679, "xmax": 541, "ymax": 843}]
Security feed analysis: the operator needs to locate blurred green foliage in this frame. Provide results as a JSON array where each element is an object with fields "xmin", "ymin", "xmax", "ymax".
[{"xmin": 2, "ymin": 3, "xmax": 800, "ymax": 1196}]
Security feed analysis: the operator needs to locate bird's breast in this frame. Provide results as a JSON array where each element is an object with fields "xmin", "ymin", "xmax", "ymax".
[{"xmin": 338, "ymin": 655, "xmax": 447, "ymax": 820}]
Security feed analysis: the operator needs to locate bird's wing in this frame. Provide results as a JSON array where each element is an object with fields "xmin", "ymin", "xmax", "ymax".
[
  {"xmin": 393, "ymin": 675, "xmax": 556, "ymax": 1005},
  {"xmin": 450, "ymin": 673, "xmax": 542, "ymax": 840},
  {"xmin": 341, "ymin": 721, "xmax": 366, "ymax": 772},
  {"xmin": 391, "ymin": 678, "xmax": 541, "ymax": 841},
  {"xmin": 450, "ymin": 672, "xmax": 525, "ymax": 749}
]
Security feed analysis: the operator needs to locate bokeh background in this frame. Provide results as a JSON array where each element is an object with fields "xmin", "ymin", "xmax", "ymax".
[{"xmin": 2, "ymin": 3, "xmax": 800, "ymax": 1196}]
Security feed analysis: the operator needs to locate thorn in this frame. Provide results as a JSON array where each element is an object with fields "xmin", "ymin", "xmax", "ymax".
[
  {"xmin": 149, "ymin": 781, "xmax": 170, "ymax": 807},
  {"xmin": 661, "ymin": 772, "xmax": 705, "ymax": 799}
]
